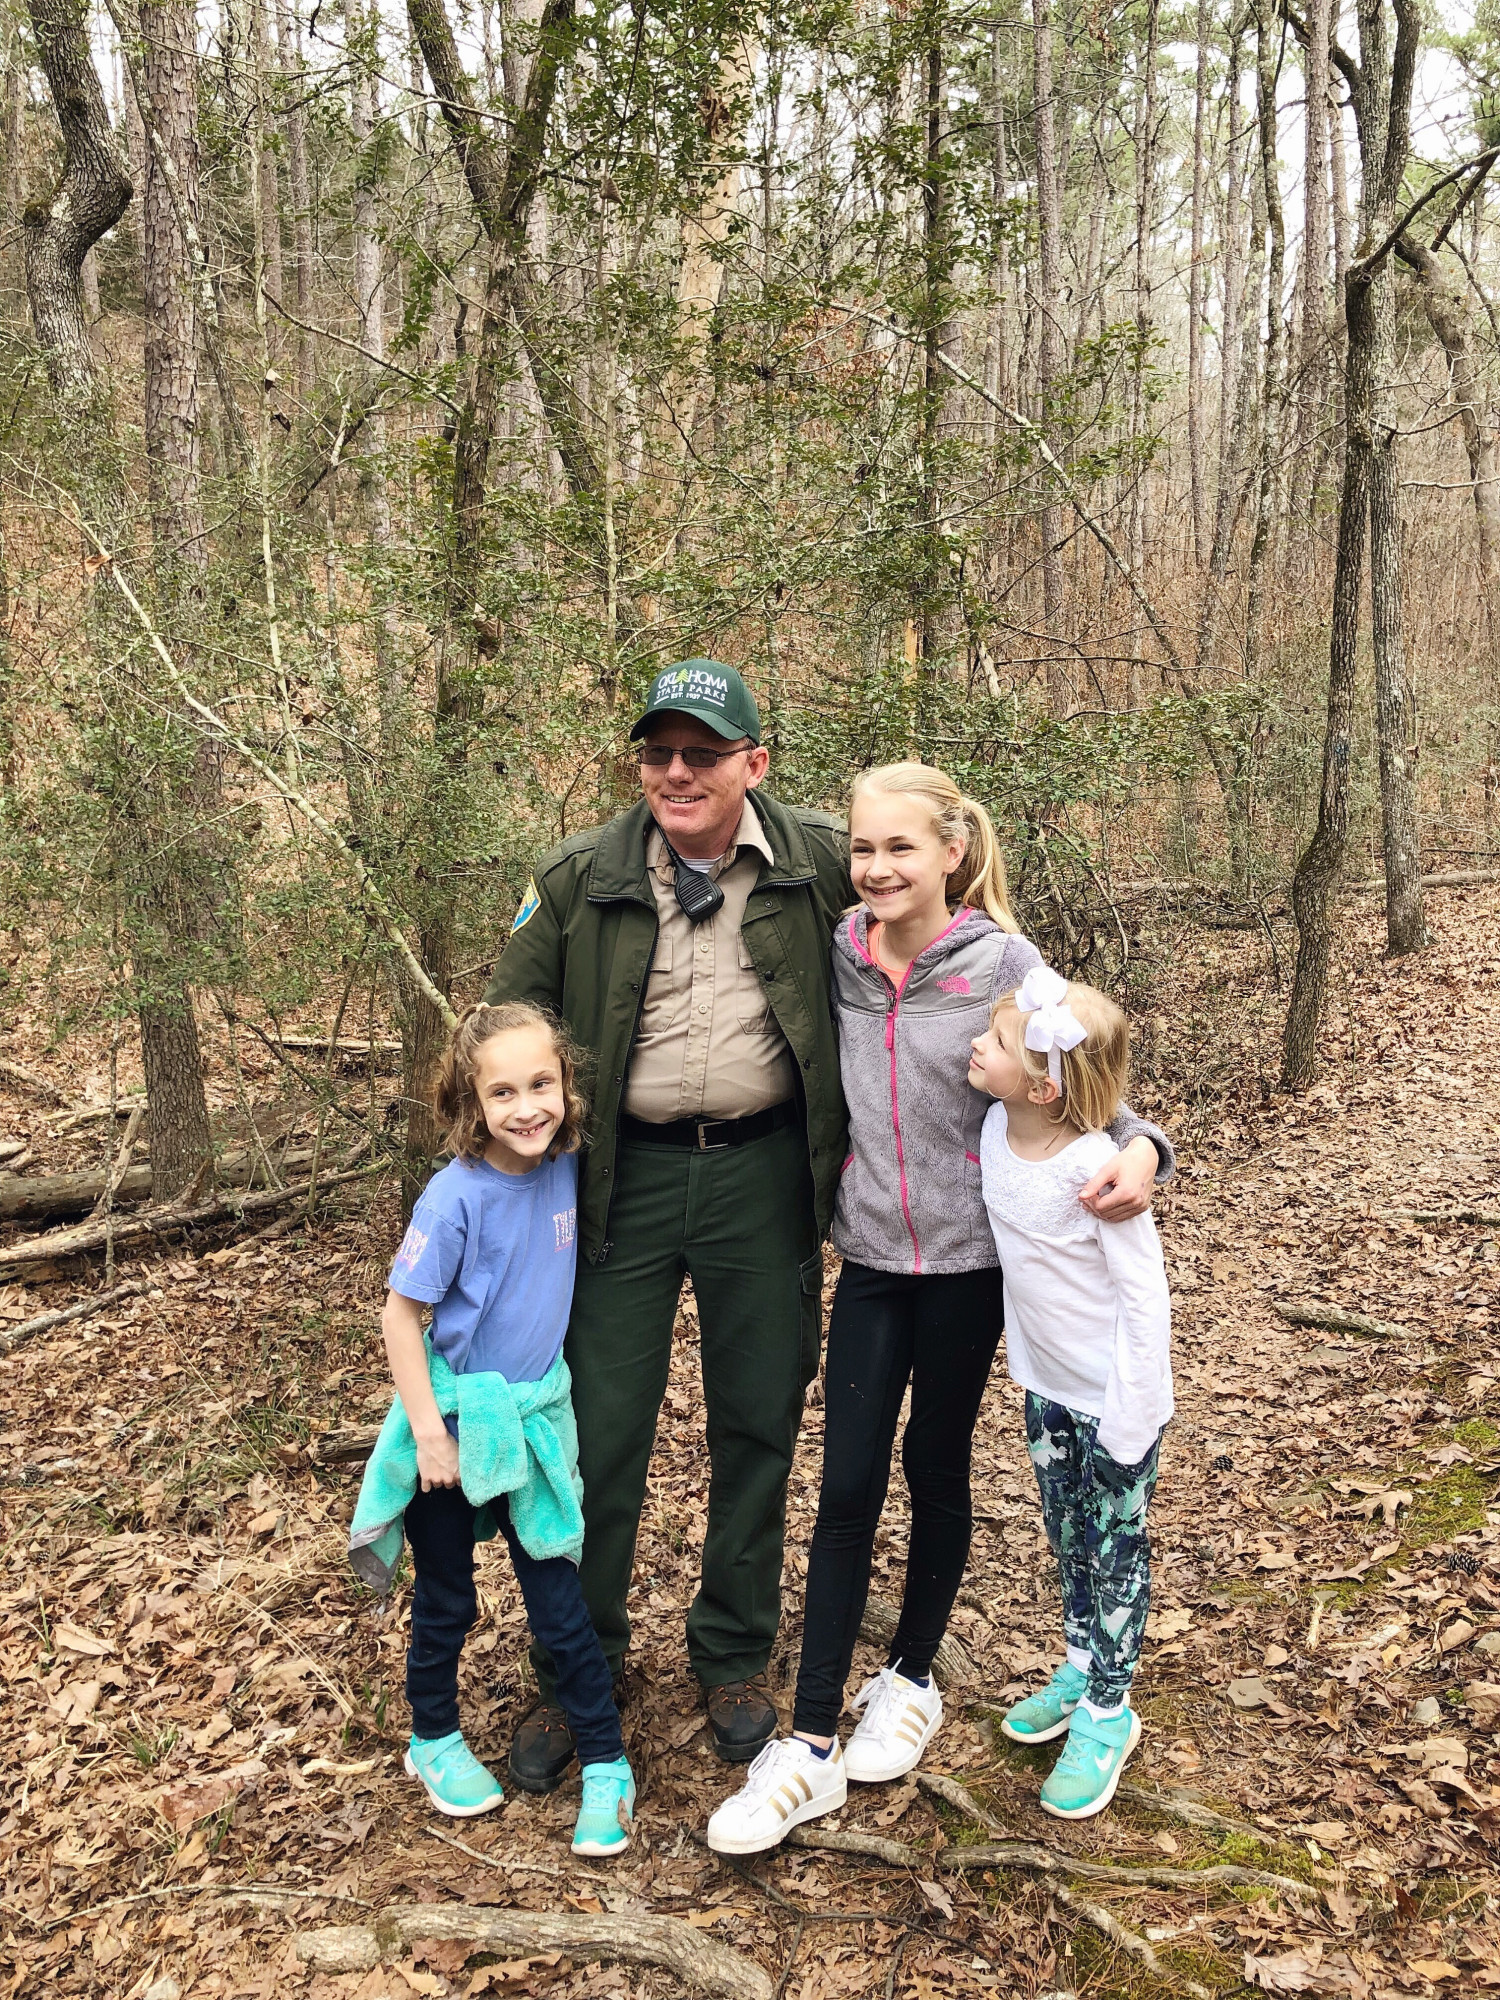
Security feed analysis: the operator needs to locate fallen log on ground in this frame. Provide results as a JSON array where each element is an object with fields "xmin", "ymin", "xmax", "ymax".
[
  {"xmin": 860, "ymin": 1594, "xmax": 974, "ymax": 1685},
  {"xmin": 293, "ymin": 1905, "xmax": 773, "ymax": 2000},
  {"xmin": 1270, "ymin": 1301, "xmax": 1407, "ymax": 1342},
  {"xmin": 785, "ymin": 1826, "xmax": 1319, "ymax": 1902},
  {"xmin": 0, "ymin": 1279, "xmax": 152, "ymax": 1355},
  {"xmin": 0, "ymin": 1145, "xmax": 322, "ymax": 1224},
  {"xmin": 1398, "ymin": 1208, "xmax": 1500, "ymax": 1227},
  {"xmin": 0, "ymin": 1160, "xmax": 379, "ymax": 1272},
  {"xmin": 0, "ymin": 1058, "xmax": 72, "ymax": 1106},
  {"xmin": 1351, "ymin": 867, "xmax": 1500, "ymax": 893},
  {"xmin": 280, "ymin": 1033, "xmax": 402, "ymax": 1067}
]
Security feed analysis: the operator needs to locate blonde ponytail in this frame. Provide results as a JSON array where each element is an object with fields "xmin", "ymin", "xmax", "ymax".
[{"xmin": 850, "ymin": 762, "xmax": 1019, "ymax": 933}]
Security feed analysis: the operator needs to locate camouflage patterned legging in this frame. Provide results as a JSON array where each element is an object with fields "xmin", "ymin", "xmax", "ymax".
[{"xmin": 1024, "ymin": 1394, "xmax": 1163, "ymax": 1707}]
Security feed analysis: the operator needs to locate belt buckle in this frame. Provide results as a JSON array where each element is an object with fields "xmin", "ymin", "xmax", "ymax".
[{"xmin": 696, "ymin": 1119, "xmax": 731, "ymax": 1151}]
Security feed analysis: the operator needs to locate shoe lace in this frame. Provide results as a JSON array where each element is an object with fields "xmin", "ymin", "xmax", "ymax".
[
  {"xmin": 581, "ymin": 1767, "xmax": 623, "ymax": 1811},
  {"xmin": 850, "ymin": 1666, "xmax": 902, "ymax": 1735},
  {"xmin": 714, "ymin": 1674, "xmax": 770, "ymax": 1710},
  {"xmin": 739, "ymin": 1737, "xmax": 807, "ymax": 1799}
]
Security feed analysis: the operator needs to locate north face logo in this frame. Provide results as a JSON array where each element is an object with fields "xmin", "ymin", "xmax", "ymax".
[{"xmin": 935, "ymin": 974, "xmax": 971, "ymax": 995}]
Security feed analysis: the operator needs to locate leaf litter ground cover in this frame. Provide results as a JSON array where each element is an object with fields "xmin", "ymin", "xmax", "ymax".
[{"xmin": 1, "ymin": 886, "xmax": 1499, "ymax": 1998}]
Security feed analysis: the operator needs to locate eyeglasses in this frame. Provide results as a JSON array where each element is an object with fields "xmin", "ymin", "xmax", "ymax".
[{"xmin": 635, "ymin": 743, "xmax": 751, "ymax": 770}]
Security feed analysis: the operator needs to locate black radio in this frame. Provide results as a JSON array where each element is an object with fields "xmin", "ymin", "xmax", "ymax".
[{"xmin": 660, "ymin": 833, "xmax": 725, "ymax": 924}]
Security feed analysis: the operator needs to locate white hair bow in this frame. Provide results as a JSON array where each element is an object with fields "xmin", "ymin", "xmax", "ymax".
[{"xmin": 1015, "ymin": 965, "xmax": 1087, "ymax": 1088}]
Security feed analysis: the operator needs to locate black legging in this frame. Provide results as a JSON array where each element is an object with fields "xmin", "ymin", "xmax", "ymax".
[{"xmin": 792, "ymin": 1260, "xmax": 1005, "ymax": 1737}]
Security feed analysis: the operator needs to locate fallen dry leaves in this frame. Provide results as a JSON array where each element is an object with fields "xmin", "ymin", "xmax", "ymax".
[{"xmin": 1, "ymin": 885, "xmax": 1499, "ymax": 1996}]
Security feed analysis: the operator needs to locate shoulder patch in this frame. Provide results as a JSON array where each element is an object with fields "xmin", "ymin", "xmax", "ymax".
[{"xmin": 511, "ymin": 878, "xmax": 541, "ymax": 933}]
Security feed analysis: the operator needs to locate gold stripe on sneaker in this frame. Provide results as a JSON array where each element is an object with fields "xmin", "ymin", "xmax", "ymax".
[
  {"xmin": 792, "ymin": 1771, "xmax": 812, "ymax": 1804},
  {"xmin": 770, "ymin": 1783, "xmax": 801, "ymax": 1821}
]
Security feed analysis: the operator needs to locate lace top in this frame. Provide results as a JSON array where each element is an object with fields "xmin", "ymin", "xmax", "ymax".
[{"xmin": 980, "ymin": 1103, "xmax": 1174, "ymax": 1465}]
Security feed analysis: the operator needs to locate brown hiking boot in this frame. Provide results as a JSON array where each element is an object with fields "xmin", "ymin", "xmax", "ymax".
[
  {"xmin": 703, "ymin": 1673, "xmax": 778, "ymax": 1763},
  {"xmin": 507, "ymin": 1697, "xmax": 576, "ymax": 1794}
]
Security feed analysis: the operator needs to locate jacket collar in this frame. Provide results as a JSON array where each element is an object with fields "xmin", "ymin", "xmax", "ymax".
[
  {"xmin": 588, "ymin": 790, "xmax": 815, "ymax": 902},
  {"xmin": 836, "ymin": 904, "xmax": 999, "ymax": 975}
]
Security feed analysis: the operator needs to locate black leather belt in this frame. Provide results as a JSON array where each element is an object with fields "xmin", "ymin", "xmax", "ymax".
[{"xmin": 620, "ymin": 1101, "xmax": 797, "ymax": 1151}]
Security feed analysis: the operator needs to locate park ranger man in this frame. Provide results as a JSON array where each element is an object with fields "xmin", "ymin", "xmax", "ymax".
[{"xmin": 487, "ymin": 659, "xmax": 1162, "ymax": 1789}]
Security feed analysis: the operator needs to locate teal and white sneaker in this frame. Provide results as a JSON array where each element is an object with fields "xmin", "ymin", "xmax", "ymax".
[
  {"xmin": 572, "ymin": 1756, "xmax": 635, "ymax": 1856},
  {"xmin": 404, "ymin": 1731, "xmax": 504, "ymax": 1817},
  {"xmin": 1001, "ymin": 1662, "xmax": 1088, "ymax": 1745},
  {"xmin": 1039, "ymin": 1706, "xmax": 1141, "ymax": 1820}
]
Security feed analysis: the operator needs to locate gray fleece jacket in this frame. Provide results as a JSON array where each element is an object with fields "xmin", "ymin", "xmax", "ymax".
[{"xmin": 830, "ymin": 907, "xmax": 1174, "ymax": 1276}]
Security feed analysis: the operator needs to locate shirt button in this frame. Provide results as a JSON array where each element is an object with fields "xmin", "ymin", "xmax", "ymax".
[{"xmin": 698, "ymin": 1004, "xmax": 709, "ymax": 1014}]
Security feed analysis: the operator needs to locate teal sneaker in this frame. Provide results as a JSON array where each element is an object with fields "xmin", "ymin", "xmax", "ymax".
[
  {"xmin": 572, "ymin": 1756, "xmax": 635, "ymax": 1857},
  {"xmin": 1039, "ymin": 1706, "xmax": 1141, "ymax": 1820},
  {"xmin": 404, "ymin": 1731, "xmax": 504, "ymax": 1818},
  {"xmin": 1001, "ymin": 1662, "xmax": 1088, "ymax": 1745}
]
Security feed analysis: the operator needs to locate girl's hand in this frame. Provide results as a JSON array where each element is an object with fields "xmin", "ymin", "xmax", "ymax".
[
  {"xmin": 416, "ymin": 1428, "xmax": 461, "ymax": 1492},
  {"xmin": 1080, "ymin": 1136, "xmax": 1158, "ymax": 1221}
]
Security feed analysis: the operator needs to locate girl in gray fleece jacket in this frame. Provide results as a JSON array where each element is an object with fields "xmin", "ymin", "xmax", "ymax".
[{"xmin": 707, "ymin": 763, "xmax": 1172, "ymax": 1858}]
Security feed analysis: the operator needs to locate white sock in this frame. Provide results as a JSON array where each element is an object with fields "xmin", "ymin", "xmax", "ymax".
[
  {"xmin": 1078, "ymin": 1694, "xmax": 1128, "ymax": 1721},
  {"xmin": 1065, "ymin": 1646, "xmax": 1092, "ymax": 1674}
]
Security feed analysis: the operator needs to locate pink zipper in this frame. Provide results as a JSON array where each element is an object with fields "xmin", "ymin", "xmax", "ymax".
[
  {"xmin": 851, "ymin": 907, "xmax": 973, "ymax": 1275},
  {"xmin": 886, "ymin": 1000, "xmax": 921, "ymax": 1269}
]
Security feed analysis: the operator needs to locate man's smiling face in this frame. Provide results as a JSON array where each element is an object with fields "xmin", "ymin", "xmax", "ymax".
[{"xmin": 637, "ymin": 714, "xmax": 770, "ymax": 858}]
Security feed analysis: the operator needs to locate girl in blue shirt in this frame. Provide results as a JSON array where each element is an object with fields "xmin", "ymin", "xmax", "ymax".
[{"xmin": 381, "ymin": 1001, "xmax": 631, "ymax": 1852}]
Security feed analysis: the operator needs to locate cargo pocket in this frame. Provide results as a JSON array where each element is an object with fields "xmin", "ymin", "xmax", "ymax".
[{"xmin": 798, "ymin": 1251, "xmax": 825, "ymax": 1388}]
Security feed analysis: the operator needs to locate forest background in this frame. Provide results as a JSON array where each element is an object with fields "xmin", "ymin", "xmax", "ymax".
[
  {"xmin": 4, "ymin": 0, "xmax": 1500, "ymax": 1994},
  {"xmin": 4, "ymin": 0, "xmax": 1500, "ymax": 1203}
]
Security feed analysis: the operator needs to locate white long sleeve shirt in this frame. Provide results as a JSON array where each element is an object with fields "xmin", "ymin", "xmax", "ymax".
[{"xmin": 980, "ymin": 1103, "xmax": 1174, "ymax": 1465}]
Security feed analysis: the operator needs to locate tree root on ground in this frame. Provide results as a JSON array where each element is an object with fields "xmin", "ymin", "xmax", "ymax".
[
  {"xmin": 918, "ymin": 1768, "xmax": 1263, "ymax": 1843},
  {"xmin": 859, "ymin": 1595, "xmax": 974, "ymax": 1685},
  {"xmin": 1051, "ymin": 1881, "xmax": 1212, "ymax": 2000},
  {"xmin": 785, "ymin": 1825, "xmax": 1320, "ymax": 1902},
  {"xmin": 293, "ymin": 1905, "xmax": 773, "ymax": 2000}
]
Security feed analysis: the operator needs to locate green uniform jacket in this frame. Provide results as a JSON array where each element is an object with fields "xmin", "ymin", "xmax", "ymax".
[{"xmin": 485, "ymin": 792, "xmax": 853, "ymax": 1264}]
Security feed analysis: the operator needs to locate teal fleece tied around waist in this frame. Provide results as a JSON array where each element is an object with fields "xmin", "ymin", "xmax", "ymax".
[{"xmin": 348, "ymin": 1345, "xmax": 585, "ymax": 1590}]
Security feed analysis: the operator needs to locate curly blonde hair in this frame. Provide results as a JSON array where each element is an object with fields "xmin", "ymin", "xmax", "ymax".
[
  {"xmin": 435, "ymin": 1002, "xmax": 588, "ymax": 1163},
  {"xmin": 850, "ymin": 762, "xmax": 1019, "ymax": 932},
  {"xmin": 992, "ymin": 980, "xmax": 1129, "ymax": 1133}
]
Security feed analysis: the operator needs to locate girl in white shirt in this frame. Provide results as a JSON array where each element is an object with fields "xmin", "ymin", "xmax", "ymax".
[{"xmin": 970, "ymin": 967, "xmax": 1173, "ymax": 1820}]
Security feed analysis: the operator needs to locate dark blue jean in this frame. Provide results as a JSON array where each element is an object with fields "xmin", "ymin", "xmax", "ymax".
[{"xmin": 404, "ymin": 1482, "xmax": 623, "ymax": 1765}]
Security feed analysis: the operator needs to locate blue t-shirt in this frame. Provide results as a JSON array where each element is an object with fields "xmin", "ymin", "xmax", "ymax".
[{"xmin": 387, "ymin": 1151, "xmax": 578, "ymax": 1389}]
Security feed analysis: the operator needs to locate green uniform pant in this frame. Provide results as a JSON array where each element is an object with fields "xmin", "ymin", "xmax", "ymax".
[{"xmin": 531, "ymin": 1122, "xmax": 822, "ymax": 1694}]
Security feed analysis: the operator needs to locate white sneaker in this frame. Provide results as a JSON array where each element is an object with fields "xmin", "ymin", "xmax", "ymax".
[
  {"xmin": 842, "ymin": 1665, "xmax": 943, "ymax": 1783},
  {"xmin": 705, "ymin": 1736, "xmax": 847, "ymax": 1855}
]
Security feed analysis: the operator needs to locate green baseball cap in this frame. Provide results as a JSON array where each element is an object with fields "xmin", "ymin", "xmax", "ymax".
[{"xmin": 629, "ymin": 658, "xmax": 762, "ymax": 744}]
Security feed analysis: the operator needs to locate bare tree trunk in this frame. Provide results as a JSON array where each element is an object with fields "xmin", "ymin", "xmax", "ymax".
[
  {"xmin": 918, "ymin": 0, "xmax": 950, "ymax": 670},
  {"xmin": 141, "ymin": 0, "xmax": 205, "ymax": 577},
  {"xmin": 1396, "ymin": 232, "xmax": 1500, "ymax": 590},
  {"xmin": 1030, "ymin": 0, "xmax": 1067, "ymax": 711},
  {"xmin": 1284, "ymin": 0, "xmax": 1425, "ymax": 1079},
  {"xmin": 1243, "ymin": 1, "xmax": 1287, "ymax": 691},
  {"xmin": 277, "ymin": 0, "xmax": 316, "ymax": 405},
  {"xmin": 23, "ymin": 0, "xmax": 133, "ymax": 428},
  {"xmin": 1299, "ymin": 0, "xmax": 1332, "ymax": 433},
  {"xmin": 1187, "ymin": 0, "xmax": 1210, "ymax": 563},
  {"xmin": 1282, "ymin": 269, "xmax": 1373, "ymax": 1087},
  {"xmin": 1127, "ymin": 0, "xmax": 1159, "ymax": 587},
  {"xmin": 401, "ymin": 0, "xmax": 579, "ymax": 1205},
  {"xmin": 1368, "ymin": 270, "xmax": 1426, "ymax": 952},
  {"xmin": 349, "ymin": 0, "xmax": 399, "ymax": 741},
  {"xmin": 137, "ymin": 0, "xmax": 216, "ymax": 1198}
]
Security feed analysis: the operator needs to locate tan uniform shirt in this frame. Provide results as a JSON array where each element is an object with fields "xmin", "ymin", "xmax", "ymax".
[{"xmin": 622, "ymin": 799, "xmax": 798, "ymax": 1122}]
